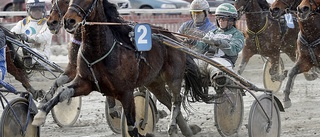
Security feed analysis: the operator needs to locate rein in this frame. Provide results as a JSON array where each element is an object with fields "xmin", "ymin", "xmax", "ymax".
[
  {"xmin": 298, "ymin": 32, "xmax": 320, "ymax": 66},
  {"xmin": 84, "ymin": 21, "xmax": 202, "ymax": 41}
]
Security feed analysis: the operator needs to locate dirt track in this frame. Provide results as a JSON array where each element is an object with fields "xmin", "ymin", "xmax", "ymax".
[{"xmin": 1, "ymin": 52, "xmax": 320, "ymax": 137}]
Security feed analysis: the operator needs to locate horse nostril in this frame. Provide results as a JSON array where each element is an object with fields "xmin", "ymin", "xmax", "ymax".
[
  {"xmin": 301, "ymin": 6, "xmax": 310, "ymax": 12},
  {"xmin": 273, "ymin": 8, "xmax": 280, "ymax": 13},
  {"xmin": 66, "ymin": 19, "xmax": 76, "ymax": 26},
  {"xmin": 52, "ymin": 21, "xmax": 59, "ymax": 25}
]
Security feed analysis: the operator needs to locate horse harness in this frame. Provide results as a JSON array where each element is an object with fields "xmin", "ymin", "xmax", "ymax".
[{"xmin": 298, "ymin": 32, "xmax": 320, "ymax": 67}]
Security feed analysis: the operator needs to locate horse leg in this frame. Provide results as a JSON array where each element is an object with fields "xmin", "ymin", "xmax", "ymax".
[
  {"xmin": 41, "ymin": 43, "xmax": 80, "ymax": 104},
  {"xmin": 32, "ymin": 77, "xmax": 92, "ymax": 126},
  {"xmin": 6, "ymin": 48, "xmax": 44, "ymax": 100},
  {"xmin": 283, "ymin": 47, "xmax": 319, "ymax": 81},
  {"xmin": 269, "ymin": 55, "xmax": 287, "ymax": 81},
  {"xmin": 283, "ymin": 61, "xmax": 312, "ymax": 108},
  {"xmin": 118, "ymin": 90, "xmax": 144, "ymax": 137},
  {"xmin": 302, "ymin": 67, "xmax": 318, "ymax": 81},
  {"xmin": 237, "ymin": 47, "xmax": 254, "ymax": 75},
  {"xmin": 148, "ymin": 81, "xmax": 197, "ymax": 137}
]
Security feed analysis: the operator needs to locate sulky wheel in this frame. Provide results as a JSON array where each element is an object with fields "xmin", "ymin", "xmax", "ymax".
[
  {"xmin": 105, "ymin": 97, "xmax": 122, "ymax": 134},
  {"xmin": 51, "ymin": 88, "xmax": 82, "ymax": 127},
  {"xmin": 0, "ymin": 97, "xmax": 39, "ymax": 137},
  {"xmin": 248, "ymin": 94, "xmax": 281, "ymax": 137},
  {"xmin": 121, "ymin": 91, "xmax": 157, "ymax": 137},
  {"xmin": 214, "ymin": 83, "xmax": 244, "ymax": 137},
  {"xmin": 263, "ymin": 57, "xmax": 285, "ymax": 92}
]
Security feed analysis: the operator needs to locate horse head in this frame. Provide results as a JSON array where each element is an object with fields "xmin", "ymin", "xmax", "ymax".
[
  {"xmin": 234, "ymin": 0, "xmax": 270, "ymax": 18},
  {"xmin": 63, "ymin": 0, "xmax": 101, "ymax": 33},
  {"xmin": 47, "ymin": 0, "xmax": 70, "ymax": 34},
  {"xmin": 270, "ymin": 0, "xmax": 302, "ymax": 19},
  {"xmin": 297, "ymin": 0, "xmax": 320, "ymax": 20}
]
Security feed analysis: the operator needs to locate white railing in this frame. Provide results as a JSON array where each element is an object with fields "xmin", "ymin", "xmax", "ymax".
[{"xmin": 0, "ymin": 7, "xmax": 217, "ymax": 16}]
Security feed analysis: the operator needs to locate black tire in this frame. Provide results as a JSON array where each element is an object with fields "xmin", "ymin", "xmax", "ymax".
[
  {"xmin": 105, "ymin": 97, "xmax": 122, "ymax": 134},
  {"xmin": 0, "ymin": 97, "xmax": 40, "ymax": 137},
  {"xmin": 51, "ymin": 96, "xmax": 82, "ymax": 127},
  {"xmin": 214, "ymin": 84, "xmax": 244, "ymax": 137},
  {"xmin": 248, "ymin": 94, "xmax": 281, "ymax": 137},
  {"xmin": 121, "ymin": 92, "xmax": 157, "ymax": 137},
  {"xmin": 263, "ymin": 57, "xmax": 284, "ymax": 92}
]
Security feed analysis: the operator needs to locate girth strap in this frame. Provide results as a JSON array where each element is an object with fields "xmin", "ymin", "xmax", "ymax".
[{"xmin": 298, "ymin": 32, "xmax": 320, "ymax": 66}]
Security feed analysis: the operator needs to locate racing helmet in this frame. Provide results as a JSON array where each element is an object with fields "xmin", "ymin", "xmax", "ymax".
[
  {"xmin": 190, "ymin": 0, "xmax": 210, "ymax": 16},
  {"xmin": 190, "ymin": 0, "xmax": 210, "ymax": 12},
  {"xmin": 26, "ymin": 0, "xmax": 46, "ymax": 19},
  {"xmin": 215, "ymin": 3, "xmax": 238, "ymax": 19}
]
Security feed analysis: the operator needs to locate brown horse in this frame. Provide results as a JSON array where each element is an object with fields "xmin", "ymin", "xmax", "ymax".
[
  {"xmin": 235, "ymin": 0, "xmax": 300, "ymax": 84},
  {"xmin": 32, "ymin": 0, "xmax": 205, "ymax": 136},
  {"xmin": 270, "ymin": 0, "xmax": 320, "ymax": 108},
  {"xmin": 40, "ymin": 0, "xmax": 81, "ymax": 103},
  {"xmin": 0, "ymin": 25, "xmax": 44, "ymax": 100}
]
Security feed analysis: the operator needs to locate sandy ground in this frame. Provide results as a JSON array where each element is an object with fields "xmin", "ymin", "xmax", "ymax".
[{"xmin": 1, "ymin": 47, "xmax": 320, "ymax": 137}]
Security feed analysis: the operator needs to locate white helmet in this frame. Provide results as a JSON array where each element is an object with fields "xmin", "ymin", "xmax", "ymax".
[
  {"xmin": 26, "ymin": 0, "xmax": 46, "ymax": 18},
  {"xmin": 190, "ymin": 0, "xmax": 210, "ymax": 12}
]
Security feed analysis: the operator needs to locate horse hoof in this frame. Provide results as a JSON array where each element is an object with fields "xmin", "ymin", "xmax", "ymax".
[
  {"xmin": 32, "ymin": 110, "xmax": 47, "ymax": 126},
  {"xmin": 189, "ymin": 124, "xmax": 201, "ymax": 135},
  {"xmin": 158, "ymin": 109, "xmax": 168, "ymax": 119},
  {"xmin": 283, "ymin": 100, "xmax": 292, "ymax": 109},
  {"xmin": 145, "ymin": 133, "xmax": 155, "ymax": 137},
  {"xmin": 168, "ymin": 125, "xmax": 178, "ymax": 136},
  {"xmin": 304, "ymin": 73, "xmax": 318, "ymax": 81}
]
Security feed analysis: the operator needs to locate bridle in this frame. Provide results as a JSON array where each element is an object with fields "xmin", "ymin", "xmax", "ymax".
[
  {"xmin": 50, "ymin": 0, "xmax": 64, "ymax": 19},
  {"xmin": 276, "ymin": 0, "xmax": 301, "ymax": 14},
  {"xmin": 297, "ymin": 0, "xmax": 320, "ymax": 14},
  {"xmin": 236, "ymin": 0, "xmax": 269, "ymax": 18},
  {"xmin": 68, "ymin": 0, "xmax": 98, "ymax": 25}
]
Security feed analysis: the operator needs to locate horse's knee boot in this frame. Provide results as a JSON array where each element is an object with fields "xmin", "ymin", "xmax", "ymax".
[{"xmin": 59, "ymin": 88, "xmax": 74, "ymax": 102}]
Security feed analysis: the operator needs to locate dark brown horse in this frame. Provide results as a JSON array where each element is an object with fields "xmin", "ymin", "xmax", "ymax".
[
  {"xmin": 270, "ymin": 0, "xmax": 320, "ymax": 108},
  {"xmin": 0, "ymin": 25, "xmax": 44, "ymax": 100},
  {"xmin": 235, "ymin": 0, "xmax": 301, "ymax": 84},
  {"xmin": 32, "ymin": 0, "xmax": 205, "ymax": 136},
  {"xmin": 40, "ymin": 0, "xmax": 81, "ymax": 103}
]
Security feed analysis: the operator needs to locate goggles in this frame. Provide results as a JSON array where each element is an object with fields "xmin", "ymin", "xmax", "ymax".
[
  {"xmin": 191, "ymin": 11, "xmax": 204, "ymax": 15},
  {"xmin": 216, "ymin": 16, "xmax": 229, "ymax": 21}
]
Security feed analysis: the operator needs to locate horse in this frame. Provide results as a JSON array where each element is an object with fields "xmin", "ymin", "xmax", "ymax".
[
  {"xmin": 0, "ymin": 25, "xmax": 45, "ymax": 100},
  {"xmin": 270, "ymin": 0, "xmax": 320, "ymax": 108},
  {"xmin": 45, "ymin": 0, "xmax": 151, "ymax": 120},
  {"xmin": 40, "ymin": 0, "xmax": 81, "ymax": 104},
  {"xmin": 234, "ymin": 0, "xmax": 304, "ymax": 85},
  {"xmin": 32, "ymin": 0, "xmax": 205, "ymax": 136}
]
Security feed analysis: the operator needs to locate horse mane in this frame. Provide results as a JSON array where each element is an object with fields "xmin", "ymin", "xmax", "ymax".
[{"xmin": 102, "ymin": 0, "xmax": 132, "ymax": 44}]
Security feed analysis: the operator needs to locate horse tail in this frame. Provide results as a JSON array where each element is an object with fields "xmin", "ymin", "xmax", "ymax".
[{"xmin": 183, "ymin": 55, "xmax": 210, "ymax": 103}]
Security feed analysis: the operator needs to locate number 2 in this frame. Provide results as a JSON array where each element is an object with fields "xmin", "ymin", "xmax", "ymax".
[{"xmin": 137, "ymin": 25, "xmax": 147, "ymax": 44}]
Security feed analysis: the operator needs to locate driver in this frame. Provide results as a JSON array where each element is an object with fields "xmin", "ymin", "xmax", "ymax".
[
  {"xmin": 178, "ymin": 0, "xmax": 216, "ymax": 38},
  {"xmin": 11, "ymin": 0, "xmax": 52, "ymax": 68},
  {"xmin": 192, "ymin": 3, "xmax": 245, "ymax": 86}
]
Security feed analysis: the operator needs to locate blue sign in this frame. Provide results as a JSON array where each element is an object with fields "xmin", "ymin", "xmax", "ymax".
[{"xmin": 134, "ymin": 23, "xmax": 152, "ymax": 51}]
